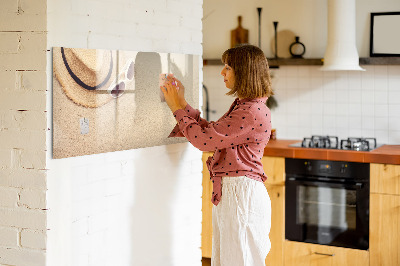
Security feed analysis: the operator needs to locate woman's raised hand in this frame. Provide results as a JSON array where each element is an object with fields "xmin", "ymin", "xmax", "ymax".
[
  {"xmin": 171, "ymin": 76, "xmax": 187, "ymax": 109},
  {"xmin": 160, "ymin": 77, "xmax": 183, "ymax": 113}
]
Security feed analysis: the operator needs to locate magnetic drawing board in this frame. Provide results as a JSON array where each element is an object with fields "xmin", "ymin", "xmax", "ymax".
[{"xmin": 52, "ymin": 47, "xmax": 200, "ymax": 158}]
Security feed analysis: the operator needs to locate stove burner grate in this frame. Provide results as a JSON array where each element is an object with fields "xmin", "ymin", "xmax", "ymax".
[
  {"xmin": 298, "ymin": 136, "xmax": 378, "ymax": 151},
  {"xmin": 340, "ymin": 137, "xmax": 377, "ymax": 151},
  {"xmin": 301, "ymin": 135, "xmax": 339, "ymax": 149}
]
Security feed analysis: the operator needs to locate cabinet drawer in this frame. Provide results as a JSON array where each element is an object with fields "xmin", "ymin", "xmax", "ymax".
[{"xmin": 284, "ymin": 241, "xmax": 369, "ymax": 266}]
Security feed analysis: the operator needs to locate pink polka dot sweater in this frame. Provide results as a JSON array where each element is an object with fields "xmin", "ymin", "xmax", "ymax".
[{"xmin": 169, "ymin": 97, "xmax": 272, "ymax": 206}]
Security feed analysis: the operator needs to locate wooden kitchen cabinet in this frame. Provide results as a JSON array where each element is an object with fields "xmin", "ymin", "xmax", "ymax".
[
  {"xmin": 264, "ymin": 184, "xmax": 285, "ymax": 266},
  {"xmin": 370, "ymin": 193, "xmax": 400, "ymax": 266},
  {"xmin": 201, "ymin": 154, "xmax": 286, "ymax": 266},
  {"xmin": 202, "ymin": 152, "xmax": 213, "ymax": 258},
  {"xmin": 370, "ymin": 163, "xmax": 400, "ymax": 195},
  {"xmin": 261, "ymin": 156, "xmax": 285, "ymax": 186},
  {"xmin": 284, "ymin": 241, "xmax": 369, "ymax": 266},
  {"xmin": 370, "ymin": 163, "xmax": 400, "ymax": 266},
  {"xmin": 262, "ymin": 156, "xmax": 285, "ymax": 266}
]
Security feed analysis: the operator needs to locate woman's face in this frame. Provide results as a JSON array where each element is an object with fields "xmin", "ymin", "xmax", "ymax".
[{"xmin": 220, "ymin": 64, "xmax": 235, "ymax": 89}]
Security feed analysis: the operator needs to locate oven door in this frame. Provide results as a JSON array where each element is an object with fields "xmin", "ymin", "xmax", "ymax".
[{"xmin": 285, "ymin": 177, "xmax": 369, "ymax": 250}]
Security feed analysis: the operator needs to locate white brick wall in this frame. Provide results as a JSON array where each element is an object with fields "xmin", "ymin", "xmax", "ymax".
[
  {"xmin": 0, "ymin": 208, "xmax": 46, "ymax": 230},
  {"xmin": 0, "ymin": 0, "xmax": 46, "ymax": 32},
  {"xmin": 0, "ymin": 187, "xmax": 19, "ymax": 208},
  {"xmin": 0, "ymin": 0, "xmax": 48, "ymax": 265},
  {"xmin": 21, "ymin": 229, "xmax": 47, "ymax": 250},
  {"xmin": 2, "ymin": 0, "xmax": 203, "ymax": 265},
  {"xmin": 0, "ymin": 227, "xmax": 19, "ymax": 247},
  {"xmin": 0, "ymin": 248, "xmax": 45, "ymax": 266},
  {"xmin": 19, "ymin": 189, "xmax": 47, "ymax": 209},
  {"xmin": 0, "ymin": 169, "xmax": 47, "ymax": 189},
  {"xmin": 46, "ymin": 1, "xmax": 203, "ymax": 266}
]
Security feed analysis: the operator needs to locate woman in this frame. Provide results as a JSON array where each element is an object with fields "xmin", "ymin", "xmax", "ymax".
[{"xmin": 161, "ymin": 44, "xmax": 273, "ymax": 266}]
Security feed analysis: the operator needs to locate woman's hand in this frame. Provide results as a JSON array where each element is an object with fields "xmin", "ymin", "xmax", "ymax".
[
  {"xmin": 161, "ymin": 79, "xmax": 183, "ymax": 113},
  {"xmin": 172, "ymin": 77, "xmax": 187, "ymax": 108}
]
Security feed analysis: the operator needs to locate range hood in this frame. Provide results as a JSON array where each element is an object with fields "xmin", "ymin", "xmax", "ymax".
[{"xmin": 320, "ymin": 0, "xmax": 365, "ymax": 71}]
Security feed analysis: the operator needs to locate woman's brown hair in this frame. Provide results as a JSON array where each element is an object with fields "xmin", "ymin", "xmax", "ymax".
[{"xmin": 221, "ymin": 44, "xmax": 273, "ymax": 99}]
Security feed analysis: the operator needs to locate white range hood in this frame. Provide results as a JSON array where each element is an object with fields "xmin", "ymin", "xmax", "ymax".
[{"xmin": 320, "ymin": 0, "xmax": 365, "ymax": 71}]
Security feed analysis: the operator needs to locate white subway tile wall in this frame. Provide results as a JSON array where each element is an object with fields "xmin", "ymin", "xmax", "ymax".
[{"xmin": 203, "ymin": 65, "xmax": 400, "ymax": 145}]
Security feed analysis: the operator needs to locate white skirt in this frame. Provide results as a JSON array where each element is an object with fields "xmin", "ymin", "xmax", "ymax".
[{"xmin": 212, "ymin": 176, "xmax": 271, "ymax": 266}]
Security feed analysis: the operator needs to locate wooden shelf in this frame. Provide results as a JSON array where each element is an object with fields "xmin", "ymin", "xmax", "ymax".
[
  {"xmin": 203, "ymin": 57, "xmax": 400, "ymax": 67},
  {"xmin": 203, "ymin": 58, "xmax": 323, "ymax": 67},
  {"xmin": 359, "ymin": 57, "xmax": 400, "ymax": 65},
  {"xmin": 268, "ymin": 58, "xmax": 323, "ymax": 67}
]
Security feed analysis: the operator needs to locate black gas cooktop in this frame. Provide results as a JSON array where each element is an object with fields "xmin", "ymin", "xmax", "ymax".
[{"xmin": 289, "ymin": 135, "xmax": 383, "ymax": 151}]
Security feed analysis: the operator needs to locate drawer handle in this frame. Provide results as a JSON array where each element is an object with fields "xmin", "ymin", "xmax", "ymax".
[{"xmin": 314, "ymin": 252, "xmax": 335, "ymax": 257}]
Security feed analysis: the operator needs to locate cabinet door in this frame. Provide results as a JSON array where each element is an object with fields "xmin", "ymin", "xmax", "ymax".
[
  {"xmin": 202, "ymin": 152, "xmax": 213, "ymax": 258},
  {"xmin": 264, "ymin": 184, "xmax": 284, "ymax": 266},
  {"xmin": 370, "ymin": 163, "xmax": 400, "ymax": 195},
  {"xmin": 261, "ymin": 156, "xmax": 285, "ymax": 186},
  {"xmin": 284, "ymin": 241, "xmax": 369, "ymax": 266},
  {"xmin": 370, "ymin": 193, "xmax": 400, "ymax": 266}
]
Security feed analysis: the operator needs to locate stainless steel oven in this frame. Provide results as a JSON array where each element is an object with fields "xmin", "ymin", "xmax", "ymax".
[{"xmin": 285, "ymin": 158, "xmax": 369, "ymax": 250}]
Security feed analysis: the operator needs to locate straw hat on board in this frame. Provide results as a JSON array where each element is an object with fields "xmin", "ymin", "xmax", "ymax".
[{"xmin": 53, "ymin": 47, "xmax": 133, "ymax": 108}]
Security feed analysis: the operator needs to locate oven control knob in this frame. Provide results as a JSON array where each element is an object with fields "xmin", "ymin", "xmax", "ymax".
[
  {"xmin": 340, "ymin": 164, "xmax": 347, "ymax": 174},
  {"xmin": 304, "ymin": 161, "xmax": 312, "ymax": 171}
]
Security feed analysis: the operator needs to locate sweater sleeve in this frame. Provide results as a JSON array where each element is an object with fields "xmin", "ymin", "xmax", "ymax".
[
  {"xmin": 168, "ymin": 103, "xmax": 211, "ymax": 138},
  {"xmin": 172, "ymin": 106, "xmax": 257, "ymax": 152}
]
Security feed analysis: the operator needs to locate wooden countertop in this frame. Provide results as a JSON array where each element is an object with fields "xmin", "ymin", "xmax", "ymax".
[{"xmin": 263, "ymin": 139, "xmax": 400, "ymax": 165}]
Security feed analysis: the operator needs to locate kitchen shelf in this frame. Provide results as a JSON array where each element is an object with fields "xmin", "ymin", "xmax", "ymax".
[
  {"xmin": 203, "ymin": 58, "xmax": 322, "ymax": 68},
  {"xmin": 268, "ymin": 58, "xmax": 323, "ymax": 67},
  {"xmin": 203, "ymin": 57, "xmax": 400, "ymax": 67},
  {"xmin": 359, "ymin": 57, "xmax": 400, "ymax": 65}
]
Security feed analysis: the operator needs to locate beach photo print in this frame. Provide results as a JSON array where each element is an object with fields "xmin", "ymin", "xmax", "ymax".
[{"xmin": 52, "ymin": 47, "xmax": 200, "ymax": 158}]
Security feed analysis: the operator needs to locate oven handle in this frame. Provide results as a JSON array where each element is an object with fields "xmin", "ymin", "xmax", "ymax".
[{"xmin": 286, "ymin": 177, "xmax": 364, "ymax": 189}]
